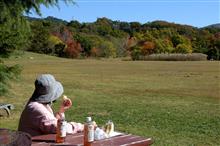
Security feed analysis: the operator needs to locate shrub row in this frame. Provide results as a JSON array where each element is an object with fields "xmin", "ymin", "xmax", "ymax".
[{"xmin": 134, "ymin": 53, "xmax": 207, "ymax": 61}]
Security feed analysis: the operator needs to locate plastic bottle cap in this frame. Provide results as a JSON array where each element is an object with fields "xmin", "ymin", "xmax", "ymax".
[{"xmin": 86, "ymin": 117, "xmax": 92, "ymax": 122}]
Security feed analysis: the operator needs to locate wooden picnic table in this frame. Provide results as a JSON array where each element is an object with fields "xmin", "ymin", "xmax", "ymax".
[{"xmin": 32, "ymin": 132, "xmax": 153, "ymax": 146}]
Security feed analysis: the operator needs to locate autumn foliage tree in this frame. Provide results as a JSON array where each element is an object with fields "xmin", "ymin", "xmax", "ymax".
[
  {"xmin": 129, "ymin": 41, "xmax": 155, "ymax": 60},
  {"xmin": 141, "ymin": 41, "xmax": 155, "ymax": 55},
  {"xmin": 26, "ymin": 17, "xmax": 220, "ymax": 60},
  {"xmin": 65, "ymin": 41, "xmax": 82, "ymax": 58},
  {"xmin": 52, "ymin": 26, "xmax": 82, "ymax": 58}
]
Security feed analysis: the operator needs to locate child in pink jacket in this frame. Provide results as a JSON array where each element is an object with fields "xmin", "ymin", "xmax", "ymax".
[{"xmin": 18, "ymin": 74, "xmax": 84, "ymax": 136}]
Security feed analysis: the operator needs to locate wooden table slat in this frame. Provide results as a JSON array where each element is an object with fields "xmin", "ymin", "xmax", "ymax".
[
  {"xmin": 121, "ymin": 138, "xmax": 153, "ymax": 146},
  {"xmin": 65, "ymin": 134, "xmax": 83, "ymax": 145},
  {"xmin": 93, "ymin": 134, "xmax": 150, "ymax": 146},
  {"xmin": 31, "ymin": 133, "xmax": 153, "ymax": 146}
]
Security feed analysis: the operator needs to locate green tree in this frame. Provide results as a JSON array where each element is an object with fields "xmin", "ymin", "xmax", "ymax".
[
  {"xmin": 119, "ymin": 22, "xmax": 131, "ymax": 34},
  {"xmin": 67, "ymin": 20, "xmax": 81, "ymax": 33},
  {"xmin": 95, "ymin": 17, "xmax": 119, "ymax": 37},
  {"xmin": 171, "ymin": 34, "xmax": 189, "ymax": 47},
  {"xmin": 73, "ymin": 34, "xmax": 93, "ymax": 56},
  {"xmin": 0, "ymin": 0, "xmax": 74, "ymax": 95},
  {"xmin": 48, "ymin": 35, "xmax": 66, "ymax": 56},
  {"xmin": 0, "ymin": 63, "xmax": 22, "ymax": 96},
  {"xmin": 130, "ymin": 46, "xmax": 142, "ymax": 60},
  {"xmin": 0, "ymin": 1, "xmax": 30, "ymax": 57},
  {"xmin": 28, "ymin": 21, "xmax": 51, "ymax": 54},
  {"xmin": 175, "ymin": 44, "xmax": 192, "ymax": 53},
  {"xmin": 155, "ymin": 39, "xmax": 174, "ymax": 53},
  {"xmin": 171, "ymin": 34, "xmax": 192, "ymax": 53},
  {"xmin": 130, "ymin": 22, "xmax": 142, "ymax": 33},
  {"xmin": 0, "ymin": 0, "xmax": 74, "ymax": 57},
  {"xmin": 100, "ymin": 41, "xmax": 116, "ymax": 58}
]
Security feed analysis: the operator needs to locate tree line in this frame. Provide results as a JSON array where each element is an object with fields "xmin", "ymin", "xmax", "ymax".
[
  {"xmin": 0, "ymin": 1, "xmax": 219, "ymax": 60},
  {"xmin": 25, "ymin": 17, "xmax": 220, "ymax": 60}
]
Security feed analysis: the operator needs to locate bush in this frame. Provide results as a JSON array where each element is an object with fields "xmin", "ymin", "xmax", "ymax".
[
  {"xmin": 0, "ymin": 63, "xmax": 22, "ymax": 96},
  {"xmin": 207, "ymin": 48, "xmax": 220, "ymax": 60},
  {"xmin": 175, "ymin": 44, "xmax": 192, "ymax": 53},
  {"xmin": 133, "ymin": 53, "xmax": 207, "ymax": 61},
  {"xmin": 130, "ymin": 46, "xmax": 142, "ymax": 60}
]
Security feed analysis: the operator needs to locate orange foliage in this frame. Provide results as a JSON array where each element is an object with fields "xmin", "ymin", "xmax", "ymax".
[
  {"xmin": 214, "ymin": 32, "xmax": 220, "ymax": 39},
  {"xmin": 52, "ymin": 26, "xmax": 82, "ymax": 57},
  {"xmin": 126, "ymin": 37, "xmax": 137, "ymax": 50},
  {"xmin": 90, "ymin": 47, "xmax": 100, "ymax": 57},
  {"xmin": 141, "ymin": 41, "xmax": 155, "ymax": 55},
  {"xmin": 65, "ymin": 41, "xmax": 82, "ymax": 58}
]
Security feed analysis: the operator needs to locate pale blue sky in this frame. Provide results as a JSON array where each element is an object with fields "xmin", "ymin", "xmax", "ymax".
[{"xmin": 29, "ymin": 0, "xmax": 220, "ymax": 28}]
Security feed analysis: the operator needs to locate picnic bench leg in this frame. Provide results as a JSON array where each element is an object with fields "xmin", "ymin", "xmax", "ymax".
[
  {"xmin": 4, "ymin": 107, "xmax": 11, "ymax": 117},
  {"xmin": 0, "ymin": 104, "xmax": 14, "ymax": 117}
]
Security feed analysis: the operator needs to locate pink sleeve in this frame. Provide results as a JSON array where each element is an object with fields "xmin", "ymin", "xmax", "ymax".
[
  {"xmin": 39, "ymin": 115, "xmax": 57, "ymax": 134},
  {"xmin": 29, "ymin": 103, "xmax": 58, "ymax": 134},
  {"xmin": 38, "ymin": 115, "xmax": 83, "ymax": 134},
  {"xmin": 31, "ymin": 102, "xmax": 83, "ymax": 134}
]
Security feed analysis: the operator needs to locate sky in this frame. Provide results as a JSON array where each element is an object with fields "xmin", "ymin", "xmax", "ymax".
[{"xmin": 28, "ymin": 0, "xmax": 220, "ymax": 28}]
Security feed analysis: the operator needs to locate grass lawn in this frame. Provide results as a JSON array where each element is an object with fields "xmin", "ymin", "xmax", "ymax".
[{"xmin": 1, "ymin": 52, "xmax": 220, "ymax": 146}]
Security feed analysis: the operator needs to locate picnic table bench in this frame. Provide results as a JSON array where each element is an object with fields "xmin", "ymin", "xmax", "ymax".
[
  {"xmin": 0, "ymin": 104, "xmax": 14, "ymax": 116},
  {"xmin": 0, "ymin": 128, "xmax": 31, "ymax": 146}
]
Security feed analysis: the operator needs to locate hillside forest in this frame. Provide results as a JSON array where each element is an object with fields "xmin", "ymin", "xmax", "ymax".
[
  {"xmin": 0, "ymin": 0, "xmax": 219, "ymax": 60},
  {"xmin": 25, "ymin": 17, "xmax": 220, "ymax": 60}
]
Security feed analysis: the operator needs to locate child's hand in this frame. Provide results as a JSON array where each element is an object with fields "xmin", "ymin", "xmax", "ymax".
[
  {"xmin": 63, "ymin": 95, "xmax": 72, "ymax": 109},
  {"xmin": 60, "ymin": 95, "xmax": 72, "ymax": 112}
]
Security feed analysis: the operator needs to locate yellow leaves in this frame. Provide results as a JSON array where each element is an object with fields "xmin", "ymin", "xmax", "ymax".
[{"xmin": 48, "ymin": 35, "xmax": 64, "ymax": 45}]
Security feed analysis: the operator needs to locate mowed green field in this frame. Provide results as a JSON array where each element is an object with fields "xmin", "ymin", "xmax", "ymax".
[{"xmin": 1, "ymin": 52, "xmax": 220, "ymax": 146}]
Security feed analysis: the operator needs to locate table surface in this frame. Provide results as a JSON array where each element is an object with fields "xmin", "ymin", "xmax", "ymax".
[{"xmin": 32, "ymin": 132, "xmax": 153, "ymax": 146}]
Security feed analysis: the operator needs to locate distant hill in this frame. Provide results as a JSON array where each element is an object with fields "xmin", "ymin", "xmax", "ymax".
[
  {"xmin": 149, "ymin": 20, "xmax": 196, "ymax": 29},
  {"xmin": 26, "ymin": 15, "xmax": 219, "ymax": 30},
  {"xmin": 26, "ymin": 16, "xmax": 68, "ymax": 24},
  {"xmin": 203, "ymin": 23, "xmax": 220, "ymax": 29},
  {"xmin": 24, "ymin": 16, "xmax": 220, "ymax": 60},
  {"xmin": 44, "ymin": 16, "xmax": 68, "ymax": 24}
]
